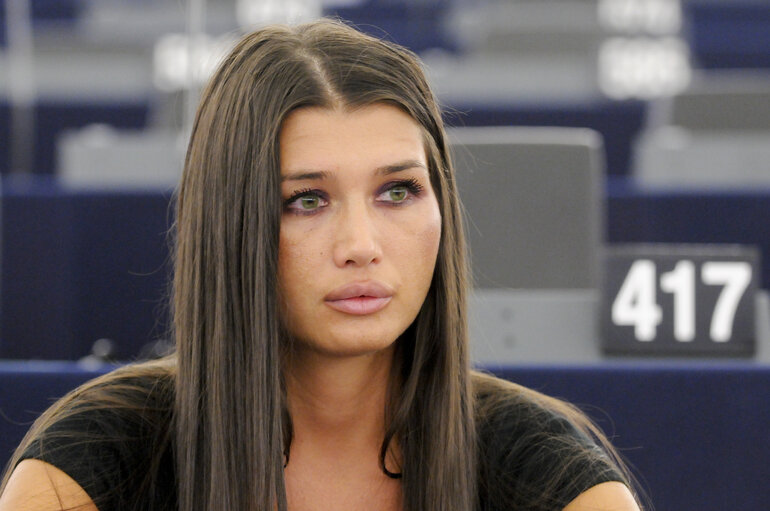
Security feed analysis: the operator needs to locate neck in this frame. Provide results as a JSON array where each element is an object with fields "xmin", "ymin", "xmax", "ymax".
[
  {"xmin": 283, "ymin": 345, "xmax": 403, "ymax": 511},
  {"xmin": 285, "ymin": 345, "xmax": 395, "ymax": 456},
  {"xmin": 282, "ymin": 344, "xmax": 404, "ymax": 511}
]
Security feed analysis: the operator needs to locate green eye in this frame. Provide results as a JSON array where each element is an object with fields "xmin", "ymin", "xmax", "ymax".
[
  {"xmin": 284, "ymin": 189, "xmax": 328, "ymax": 214},
  {"xmin": 300, "ymin": 195, "xmax": 320, "ymax": 209},
  {"xmin": 388, "ymin": 187, "xmax": 408, "ymax": 202}
]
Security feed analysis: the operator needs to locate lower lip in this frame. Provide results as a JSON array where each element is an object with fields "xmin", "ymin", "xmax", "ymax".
[{"xmin": 325, "ymin": 296, "xmax": 392, "ymax": 315}]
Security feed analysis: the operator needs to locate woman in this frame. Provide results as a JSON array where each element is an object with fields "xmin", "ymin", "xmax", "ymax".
[{"xmin": 0, "ymin": 19, "xmax": 641, "ymax": 511}]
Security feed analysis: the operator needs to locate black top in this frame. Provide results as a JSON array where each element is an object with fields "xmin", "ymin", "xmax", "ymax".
[{"xmin": 21, "ymin": 373, "xmax": 623, "ymax": 511}]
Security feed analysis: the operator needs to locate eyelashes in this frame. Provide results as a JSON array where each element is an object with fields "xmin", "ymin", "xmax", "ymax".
[
  {"xmin": 283, "ymin": 178, "xmax": 426, "ymax": 215},
  {"xmin": 384, "ymin": 177, "xmax": 424, "ymax": 198},
  {"xmin": 282, "ymin": 187, "xmax": 329, "ymax": 216},
  {"xmin": 284, "ymin": 187, "xmax": 325, "ymax": 206}
]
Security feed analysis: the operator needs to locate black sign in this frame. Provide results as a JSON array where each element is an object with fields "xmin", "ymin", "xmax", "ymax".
[{"xmin": 602, "ymin": 244, "xmax": 759, "ymax": 356}]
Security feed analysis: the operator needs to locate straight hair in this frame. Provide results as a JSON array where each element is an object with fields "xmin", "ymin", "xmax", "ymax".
[
  {"xmin": 172, "ymin": 19, "xmax": 476, "ymax": 511},
  {"xmin": 1, "ymin": 19, "xmax": 641, "ymax": 511}
]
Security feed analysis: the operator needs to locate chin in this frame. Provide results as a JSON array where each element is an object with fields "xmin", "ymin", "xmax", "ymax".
[{"xmin": 292, "ymin": 327, "xmax": 401, "ymax": 359}]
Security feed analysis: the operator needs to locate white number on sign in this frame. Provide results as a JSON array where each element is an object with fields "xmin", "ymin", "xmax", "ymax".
[
  {"xmin": 612, "ymin": 260, "xmax": 752, "ymax": 342},
  {"xmin": 702, "ymin": 262, "xmax": 752, "ymax": 342},
  {"xmin": 612, "ymin": 260, "xmax": 662, "ymax": 341},
  {"xmin": 660, "ymin": 260, "xmax": 696, "ymax": 342}
]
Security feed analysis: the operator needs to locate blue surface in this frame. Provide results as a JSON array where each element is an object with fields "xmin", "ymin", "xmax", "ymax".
[
  {"xmin": 325, "ymin": 1, "xmax": 455, "ymax": 54},
  {"xmin": 685, "ymin": 1, "xmax": 770, "ymax": 69},
  {"xmin": 606, "ymin": 179, "xmax": 770, "ymax": 297},
  {"xmin": 1, "ymin": 361, "xmax": 768, "ymax": 510},
  {"xmin": 1, "ymin": 179, "xmax": 174, "ymax": 360},
  {"xmin": 0, "ymin": 0, "xmax": 81, "ymax": 22},
  {"xmin": 491, "ymin": 363, "xmax": 770, "ymax": 511}
]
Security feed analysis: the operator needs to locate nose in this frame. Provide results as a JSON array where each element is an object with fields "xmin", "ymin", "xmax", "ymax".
[{"xmin": 332, "ymin": 201, "xmax": 382, "ymax": 268}]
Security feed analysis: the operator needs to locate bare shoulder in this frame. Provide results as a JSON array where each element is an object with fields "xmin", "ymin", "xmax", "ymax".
[
  {"xmin": 0, "ymin": 459, "xmax": 97, "ymax": 511},
  {"xmin": 563, "ymin": 481, "xmax": 640, "ymax": 511}
]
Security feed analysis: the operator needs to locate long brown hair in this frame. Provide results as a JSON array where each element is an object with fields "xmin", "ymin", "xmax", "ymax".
[
  {"xmin": 2, "ymin": 19, "xmax": 640, "ymax": 511},
  {"xmin": 173, "ymin": 19, "xmax": 475, "ymax": 511}
]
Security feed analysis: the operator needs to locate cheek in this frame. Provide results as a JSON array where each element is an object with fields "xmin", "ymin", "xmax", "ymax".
[
  {"xmin": 401, "ymin": 203, "xmax": 442, "ymax": 282},
  {"xmin": 279, "ymin": 221, "xmax": 325, "ymax": 269},
  {"xmin": 278, "ymin": 233, "xmax": 323, "ymax": 339},
  {"xmin": 278, "ymin": 227, "xmax": 319, "ymax": 304},
  {"xmin": 423, "ymin": 212, "xmax": 442, "ymax": 272}
]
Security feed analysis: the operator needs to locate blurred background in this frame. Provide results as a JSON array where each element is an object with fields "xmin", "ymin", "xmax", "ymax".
[
  {"xmin": 1, "ymin": 1, "xmax": 770, "ymax": 509},
  {"xmin": 2, "ymin": 0, "xmax": 770, "ymax": 362}
]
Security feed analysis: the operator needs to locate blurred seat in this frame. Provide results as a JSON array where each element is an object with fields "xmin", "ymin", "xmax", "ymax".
[
  {"xmin": 450, "ymin": 126, "xmax": 604, "ymax": 290},
  {"xmin": 76, "ymin": 0, "xmax": 235, "ymax": 45},
  {"xmin": 449, "ymin": 126, "xmax": 606, "ymax": 365},
  {"xmin": 0, "ymin": 99, "xmax": 151, "ymax": 175},
  {"xmin": 647, "ymin": 73, "xmax": 770, "ymax": 132},
  {"xmin": 429, "ymin": 0, "xmax": 650, "ymax": 177},
  {"xmin": 57, "ymin": 125, "xmax": 185, "ymax": 189},
  {"xmin": 668, "ymin": 88, "xmax": 770, "ymax": 131},
  {"xmin": 635, "ymin": 128, "xmax": 770, "ymax": 190},
  {"xmin": 447, "ymin": 0, "xmax": 603, "ymax": 56},
  {"xmin": 434, "ymin": 0, "xmax": 605, "ymax": 103},
  {"xmin": 634, "ymin": 73, "xmax": 770, "ymax": 189}
]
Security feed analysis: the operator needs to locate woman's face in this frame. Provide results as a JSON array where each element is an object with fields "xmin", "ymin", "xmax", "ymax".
[{"xmin": 278, "ymin": 103, "xmax": 442, "ymax": 358}]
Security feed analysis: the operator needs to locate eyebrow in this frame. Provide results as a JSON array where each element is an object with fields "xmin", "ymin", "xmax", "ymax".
[{"xmin": 281, "ymin": 159, "xmax": 428, "ymax": 182}]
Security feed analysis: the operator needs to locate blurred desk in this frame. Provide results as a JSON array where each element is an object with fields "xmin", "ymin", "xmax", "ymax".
[
  {"xmin": 1, "ymin": 361, "xmax": 768, "ymax": 510},
  {"xmin": 0, "ymin": 98, "xmax": 640, "ymax": 175},
  {"xmin": 3, "ymin": 178, "xmax": 770, "ymax": 359},
  {"xmin": 1, "ymin": 178, "xmax": 173, "ymax": 359},
  {"xmin": 0, "ymin": 100, "xmax": 149, "ymax": 175},
  {"xmin": 491, "ymin": 363, "xmax": 770, "ymax": 511}
]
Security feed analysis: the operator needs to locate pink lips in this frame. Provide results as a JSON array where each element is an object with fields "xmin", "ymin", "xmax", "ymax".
[{"xmin": 324, "ymin": 281, "xmax": 394, "ymax": 315}]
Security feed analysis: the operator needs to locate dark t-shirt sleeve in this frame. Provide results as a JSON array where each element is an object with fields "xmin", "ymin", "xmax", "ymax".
[
  {"xmin": 18, "ymin": 376, "xmax": 175, "ymax": 511},
  {"xmin": 477, "ymin": 392, "xmax": 626, "ymax": 511}
]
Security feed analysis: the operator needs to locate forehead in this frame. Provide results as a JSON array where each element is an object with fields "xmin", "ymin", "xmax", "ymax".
[{"xmin": 278, "ymin": 104, "xmax": 427, "ymax": 173}]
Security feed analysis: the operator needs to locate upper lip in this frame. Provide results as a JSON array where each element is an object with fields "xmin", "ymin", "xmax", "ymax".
[{"xmin": 324, "ymin": 280, "xmax": 394, "ymax": 301}]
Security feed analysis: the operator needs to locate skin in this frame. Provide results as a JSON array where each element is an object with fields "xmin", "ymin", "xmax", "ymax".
[
  {"xmin": 0, "ymin": 462, "xmax": 639, "ymax": 511},
  {"xmin": 0, "ymin": 103, "xmax": 640, "ymax": 511},
  {"xmin": 277, "ymin": 103, "xmax": 442, "ymax": 360},
  {"xmin": 564, "ymin": 481, "xmax": 641, "ymax": 511},
  {"xmin": 279, "ymin": 104, "xmax": 442, "ymax": 511},
  {"xmin": 0, "ymin": 459, "xmax": 97, "ymax": 511}
]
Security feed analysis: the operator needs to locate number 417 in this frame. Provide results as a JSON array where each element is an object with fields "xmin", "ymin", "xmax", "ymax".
[{"xmin": 612, "ymin": 260, "xmax": 752, "ymax": 343}]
